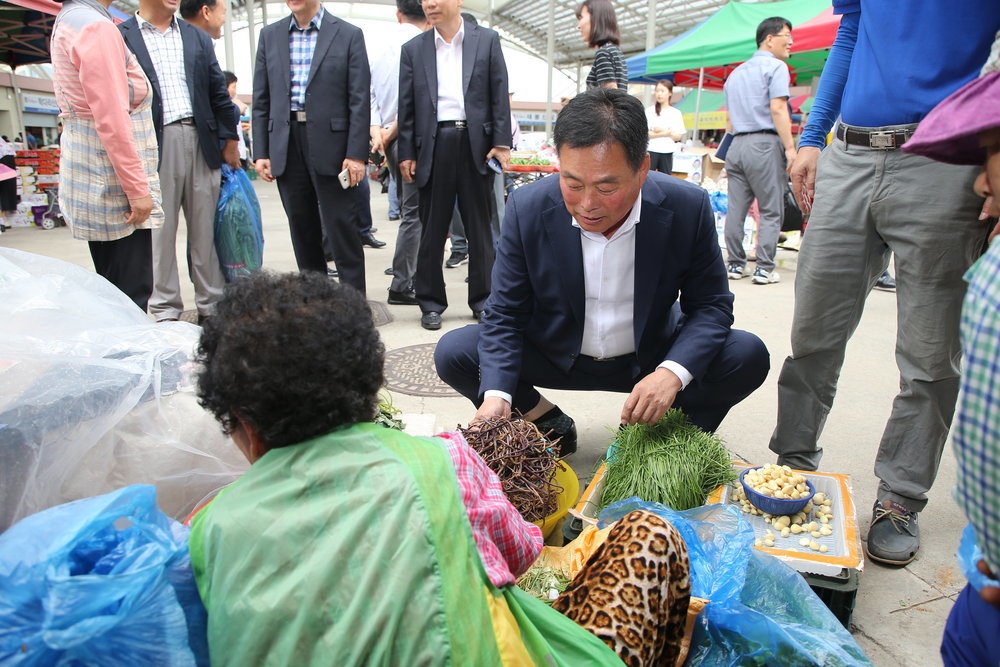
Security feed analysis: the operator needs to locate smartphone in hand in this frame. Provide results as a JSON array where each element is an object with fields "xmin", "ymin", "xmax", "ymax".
[
  {"xmin": 487, "ymin": 157, "xmax": 503, "ymax": 174},
  {"xmin": 338, "ymin": 168, "xmax": 352, "ymax": 189}
]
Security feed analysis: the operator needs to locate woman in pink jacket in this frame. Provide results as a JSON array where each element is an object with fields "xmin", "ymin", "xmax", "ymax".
[{"xmin": 50, "ymin": 0, "xmax": 163, "ymax": 310}]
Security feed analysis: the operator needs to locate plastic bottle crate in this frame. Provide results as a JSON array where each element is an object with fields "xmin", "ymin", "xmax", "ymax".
[{"xmin": 801, "ymin": 568, "xmax": 860, "ymax": 628}]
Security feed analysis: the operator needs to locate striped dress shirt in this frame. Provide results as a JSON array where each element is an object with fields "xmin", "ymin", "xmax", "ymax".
[
  {"xmin": 136, "ymin": 13, "xmax": 193, "ymax": 125},
  {"xmin": 289, "ymin": 7, "xmax": 324, "ymax": 111}
]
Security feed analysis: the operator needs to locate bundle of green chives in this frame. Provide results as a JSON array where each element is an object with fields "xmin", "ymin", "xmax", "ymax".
[{"xmin": 599, "ymin": 409, "xmax": 736, "ymax": 512}]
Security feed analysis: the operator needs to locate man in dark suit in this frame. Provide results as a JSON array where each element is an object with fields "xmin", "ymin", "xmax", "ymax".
[
  {"xmin": 397, "ymin": 0, "xmax": 511, "ymax": 330},
  {"xmin": 435, "ymin": 89, "xmax": 770, "ymax": 455},
  {"xmin": 253, "ymin": 0, "xmax": 370, "ymax": 294},
  {"xmin": 119, "ymin": 0, "xmax": 239, "ymax": 324}
]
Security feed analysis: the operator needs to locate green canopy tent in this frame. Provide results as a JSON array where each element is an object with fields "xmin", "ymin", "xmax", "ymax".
[{"xmin": 628, "ymin": 0, "xmax": 838, "ymax": 135}]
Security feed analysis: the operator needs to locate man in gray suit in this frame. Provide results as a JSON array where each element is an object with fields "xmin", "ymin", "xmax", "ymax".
[
  {"xmin": 253, "ymin": 0, "xmax": 371, "ymax": 294},
  {"xmin": 397, "ymin": 0, "xmax": 510, "ymax": 330},
  {"xmin": 119, "ymin": 0, "xmax": 239, "ymax": 324}
]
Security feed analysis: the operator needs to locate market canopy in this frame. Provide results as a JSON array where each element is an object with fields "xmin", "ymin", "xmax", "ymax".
[
  {"xmin": 627, "ymin": 0, "xmax": 840, "ymax": 88},
  {"xmin": 0, "ymin": 0, "xmax": 60, "ymax": 67}
]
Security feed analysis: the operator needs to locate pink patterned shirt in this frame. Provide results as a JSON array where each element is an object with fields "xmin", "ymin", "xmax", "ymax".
[{"xmin": 437, "ymin": 431, "xmax": 544, "ymax": 587}]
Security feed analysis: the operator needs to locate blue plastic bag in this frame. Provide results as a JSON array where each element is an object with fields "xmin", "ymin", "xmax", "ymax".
[
  {"xmin": 0, "ymin": 485, "xmax": 208, "ymax": 666},
  {"xmin": 599, "ymin": 499, "xmax": 871, "ymax": 666},
  {"xmin": 958, "ymin": 523, "xmax": 1000, "ymax": 593},
  {"xmin": 214, "ymin": 164, "xmax": 264, "ymax": 282}
]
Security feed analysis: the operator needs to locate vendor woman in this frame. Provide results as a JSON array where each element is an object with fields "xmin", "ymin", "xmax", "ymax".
[{"xmin": 188, "ymin": 272, "xmax": 691, "ymax": 666}]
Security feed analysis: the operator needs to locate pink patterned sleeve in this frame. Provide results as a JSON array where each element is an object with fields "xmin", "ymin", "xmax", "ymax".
[{"xmin": 437, "ymin": 431, "xmax": 543, "ymax": 587}]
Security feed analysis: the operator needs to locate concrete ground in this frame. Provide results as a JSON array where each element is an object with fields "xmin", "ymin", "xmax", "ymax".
[{"xmin": 0, "ymin": 176, "xmax": 966, "ymax": 665}]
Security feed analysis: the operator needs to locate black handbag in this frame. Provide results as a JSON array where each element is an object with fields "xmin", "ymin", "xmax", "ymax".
[{"xmin": 782, "ymin": 182, "xmax": 804, "ymax": 232}]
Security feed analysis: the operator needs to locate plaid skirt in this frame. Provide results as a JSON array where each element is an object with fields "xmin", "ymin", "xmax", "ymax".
[{"xmin": 60, "ymin": 98, "xmax": 163, "ymax": 242}]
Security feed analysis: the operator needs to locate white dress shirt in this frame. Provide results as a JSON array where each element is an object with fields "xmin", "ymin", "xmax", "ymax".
[
  {"xmin": 485, "ymin": 191, "xmax": 693, "ymax": 404},
  {"xmin": 369, "ymin": 22, "xmax": 421, "ymax": 128},
  {"xmin": 136, "ymin": 13, "xmax": 193, "ymax": 125},
  {"xmin": 434, "ymin": 21, "xmax": 466, "ymax": 121}
]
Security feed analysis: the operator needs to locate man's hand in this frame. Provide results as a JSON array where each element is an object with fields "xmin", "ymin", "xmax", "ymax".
[
  {"xmin": 473, "ymin": 396, "xmax": 511, "ymax": 424},
  {"xmin": 369, "ymin": 126, "xmax": 384, "ymax": 155},
  {"xmin": 977, "ymin": 559, "xmax": 1000, "ymax": 609},
  {"xmin": 487, "ymin": 146, "xmax": 511, "ymax": 171},
  {"xmin": 620, "ymin": 367, "xmax": 682, "ymax": 426},
  {"xmin": 255, "ymin": 158, "xmax": 275, "ymax": 182},
  {"xmin": 124, "ymin": 194, "xmax": 153, "ymax": 225},
  {"xmin": 784, "ymin": 146, "xmax": 798, "ymax": 175},
  {"xmin": 790, "ymin": 146, "xmax": 821, "ymax": 214},
  {"xmin": 222, "ymin": 140, "xmax": 241, "ymax": 170},
  {"xmin": 400, "ymin": 159, "xmax": 416, "ymax": 183},
  {"xmin": 343, "ymin": 158, "xmax": 365, "ymax": 187}
]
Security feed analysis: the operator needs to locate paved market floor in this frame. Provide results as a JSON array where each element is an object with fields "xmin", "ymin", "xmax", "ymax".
[{"xmin": 0, "ymin": 177, "xmax": 966, "ymax": 665}]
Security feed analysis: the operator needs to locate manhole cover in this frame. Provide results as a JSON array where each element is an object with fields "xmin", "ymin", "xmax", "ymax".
[
  {"xmin": 383, "ymin": 343, "xmax": 460, "ymax": 397},
  {"xmin": 180, "ymin": 301, "xmax": 392, "ymax": 327}
]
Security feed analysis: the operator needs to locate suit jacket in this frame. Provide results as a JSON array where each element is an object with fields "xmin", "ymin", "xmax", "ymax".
[
  {"xmin": 397, "ymin": 21, "xmax": 510, "ymax": 189},
  {"xmin": 118, "ymin": 17, "xmax": 237, "ymax": 169},
  {"xmin": 252, "ymin": 12, "xmax": 370, "ymax": 178},
  {"xmin": 478, "ymin": 171, "xmax": 735, "ymax": 398}
]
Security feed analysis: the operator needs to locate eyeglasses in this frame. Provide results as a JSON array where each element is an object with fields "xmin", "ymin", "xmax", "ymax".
[{"xmin": 773, "ymin": 32, "xmax": 793, "ymax": 41}]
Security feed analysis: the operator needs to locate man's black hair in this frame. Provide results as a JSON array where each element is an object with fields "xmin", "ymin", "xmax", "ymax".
[
  {"xmin": 576, "ymin": 0, "xmax": 620, "ymax": 47},
  {"xmin": 179, "ymin": 0, "xmax": 217, "ymax": 20},
  {"xmin": 554, "ymin": 88, "xmax": 648, "ymax": 171},
  {"xmin": 196, "ymin": 271, "xmax": 385, "ymax": 450},
  {"xmin": 223, "ymin": 70, "xmax": 237, "ymax": 86},
  {"xmin": 396, "ymin": 0, "xmax": 424, "ymax": 21},
  {"xmin": 756, "ymin": 17, "xmax": 792, "ymax": 47}
]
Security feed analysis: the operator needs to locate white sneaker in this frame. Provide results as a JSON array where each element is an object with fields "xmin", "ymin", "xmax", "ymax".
[
  {"xmin": 726, "ymin": 262, "xmax": 746, "ymax": 280},
  {"xmin": 751, "ymin": 268, "xmax": 780, "ymax": 284}
]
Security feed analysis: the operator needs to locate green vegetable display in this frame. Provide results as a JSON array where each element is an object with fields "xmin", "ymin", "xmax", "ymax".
[
  {"xmin": 509, "ymin": 157, "xmax": 551, "ymax": 166},
  {"xmin": 374, "ymin": 390, "xmax": 405, "ymax": 431},
  {"xmin": 516, "ymin": 564, "xmax": 571, "ymax": 604},
  {"xmin": 599, "ymin": 409, "xmax": 736, "ymax": 511}
]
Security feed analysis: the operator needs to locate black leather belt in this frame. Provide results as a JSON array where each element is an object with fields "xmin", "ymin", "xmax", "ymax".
[
  {"xmin": 438, "ymin": 120, "xmax": 467, "ymax": 129},
  {"xmin": 836, "ymin": 124, "xmax": 915, "ymax": 150},
  {"xmin": 167, "ymin": 117, "xmax": 195, "ymax": 126},
  {"xmin": 578, "ymin": 353, "xmax": 628, "ymax": 362},
  {"xmin": 734, "ymin": 129, "xmax": 777, "ymax": 136},
  {"xmin": 291, "ymin": 110, "xmax": 307, "ymax": 122}
]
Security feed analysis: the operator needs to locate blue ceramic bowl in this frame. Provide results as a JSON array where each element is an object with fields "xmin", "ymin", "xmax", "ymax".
[{"xmin": 739, "ymin": 467, "xmax": 816, "ymax": 516}]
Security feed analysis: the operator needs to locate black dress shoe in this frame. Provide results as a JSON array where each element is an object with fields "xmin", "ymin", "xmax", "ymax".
[
  {"xmin": 388, "ymin": 216, "xmax": 400, "ymax": 221},
  {"xmin": 327, "ymin": 268, "xmax": 339, "ymax": 278},
  {"xmin": 388, "ymin": 289, "xmax": 418, "ymax": 305},
  {"xmin": 533, "ymin": 406, "xmax": 577, "ymax": 457},
  {"xmin": 384, "ymin": 267, "xmax": 395, "ymax": 276},
  {"xmin": 420, "ymin": 311, "xmax": 442, "ymax": 330},
  {"xmin": 362, "ymin": 233, "xmax": 386, "ymax": 248}
]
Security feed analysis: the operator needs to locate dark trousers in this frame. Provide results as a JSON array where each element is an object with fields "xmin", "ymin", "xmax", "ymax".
[
  {"xmin": 88, "ymin": 228, "xmax": 153, "ymax": 311},
  {"xmin": 941, "ymin": 584, "xmax": 1000, "ymax": 666},
  {"xmin": 649, "ymin": 151, "xmax": 674, "ymax": 174},
  {"xmin": 435, "ymin": 324, "xmax": 770, "ymax": 432},
  {"xmin": 416, "ymin": 126, "xmax": 494, "ymax": 314},
  {"xmin": 276, "ymin": 120, "xmax": 365, "ymax": 294},
  {"xmin": 322, "ymin": 177, "xmax": 372, "ymax": 261}
]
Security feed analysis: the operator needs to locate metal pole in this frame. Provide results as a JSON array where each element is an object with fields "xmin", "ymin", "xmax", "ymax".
[
  {"xmin": 223, "ymin": 0, "xmax": 235, "ymax": 71},
  {"xmin": 261, "ymin": 0, "xmax": 268, "ymax": 24},
  {"xmin": 576, "ymin": 62, "xmax": 581, "ymax": 94},
  {"xmin": 544, "ymin": 0, "xmax": 555, "ymax": 141},
  {"xmin": 247, "ymin": 0, "xmax": 257, "ymax": 71},
  {"xmin": 643, "ymin": 0, "xmax": 656, "ymax": 105},
  {"xmin": 692, "ymin": 66, "xmax": 704, "ymax": 141}
]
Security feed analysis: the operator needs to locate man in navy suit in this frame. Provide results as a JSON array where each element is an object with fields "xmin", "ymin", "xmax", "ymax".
[
  {"xmin": 397, "ymin": 0, "xmax": 511, "ymax": 330},
  {"xmin": 435, "ymin": 89, "xmax": 770, "ymax": 454},
  {"xmin": 253, "ymin": 0, "xmax": 370, "ymax": 294},
  {"xmin": 119, "ymin": 0, "xmax": 239, "ymax": 324}
]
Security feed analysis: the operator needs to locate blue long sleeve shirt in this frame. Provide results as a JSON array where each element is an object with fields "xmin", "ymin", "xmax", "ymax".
[{"xmin": 799, "ymin": 0, "xmax": 1000, "ymax": 149}]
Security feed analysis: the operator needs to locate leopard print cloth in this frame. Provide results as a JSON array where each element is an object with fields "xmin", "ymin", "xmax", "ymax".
[{"xmin": 552, "ymin": 510, "xmax": 691, "ymax": 666}]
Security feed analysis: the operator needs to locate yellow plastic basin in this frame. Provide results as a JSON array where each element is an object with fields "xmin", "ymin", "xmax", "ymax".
[{"xmin": 532, "ymin": 461, "xmax": 580, "ymax": 539}]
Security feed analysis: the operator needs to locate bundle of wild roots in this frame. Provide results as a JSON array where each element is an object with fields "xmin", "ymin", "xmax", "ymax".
[{"xmin": 459, "ymin": 417, "xmax": 565, "ymax": 523}]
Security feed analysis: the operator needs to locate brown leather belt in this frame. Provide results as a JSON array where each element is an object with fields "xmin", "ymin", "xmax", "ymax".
[
  {"xmin": 438, "ymin": 120, "xmax": 467, "ymax": 129},
  {"xmin": 836, "ymin": 124, "xmax": 916, "ymax": 150}
]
